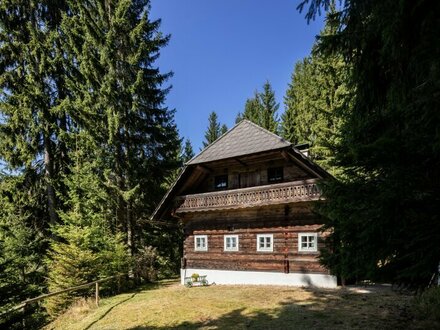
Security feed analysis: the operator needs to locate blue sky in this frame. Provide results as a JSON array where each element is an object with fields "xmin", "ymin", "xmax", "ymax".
[{"xmin": 150, "ymin": 0, "xmax": 325, "ymax": 151}]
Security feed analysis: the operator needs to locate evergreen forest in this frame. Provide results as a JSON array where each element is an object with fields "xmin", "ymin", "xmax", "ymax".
[{"xmin": 1, "ymin": 0, "xmax": 439, "ymax": 327}]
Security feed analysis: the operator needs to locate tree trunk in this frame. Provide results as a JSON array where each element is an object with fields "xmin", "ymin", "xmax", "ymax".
[
  {"xmin": 44, "ymin": 133, "xmax": 58, "ymax": 226},
  {"xmin": 127, "ymin": 201, "xmax": 133, "ymax": 256}
]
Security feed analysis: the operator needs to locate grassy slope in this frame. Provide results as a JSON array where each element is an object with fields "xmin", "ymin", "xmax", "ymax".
[{"xmin": 46, "ymin": 280, "xmax": 434, "ymax": 329}]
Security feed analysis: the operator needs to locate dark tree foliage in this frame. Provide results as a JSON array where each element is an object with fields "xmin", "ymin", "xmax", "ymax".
[
  {"xmin": 236, "ymin": 91, "xmax": 261, "ymax": 125},
  {"xmin": 236, "ymin": 82, "xmax": 279, "ymax": 133},
  {"xmin": 182, "ymin": 139, "xmax": 195, "ymax": 163},
  {"xmin": 0, "ymin": 0, "xmax": 181, "ymax": 323},
  {"xmin": 282, "ymin": 9, "xmax": 351, "ymax": 176},
  {"xmin": 61, "ymin": 0, "xmax": 180, "ymax": 256},
  {"xmin": 220, "ymin": 124, "xmax": 228, "ymax": 136},
  {"xmin": 202, "ymin": 112, "xmax": 227, "ymax": 148},
  {"xmin": 0, "ymin": 173, "xmax": 48, "ymax": 328},
  {"xmin": 300, "ymin": 0, "xmax": 440, "ymax": 285},
  {"xmin": 0, "ymin": 0, "xmax": 69, "ymax": 326},
  {"xmin": 0, "ymin": 0, "xmax": 70, "ymax": 226},
  {"xmin": 259, "ymin": 81, "xmax": 279, "ymax": 134}
]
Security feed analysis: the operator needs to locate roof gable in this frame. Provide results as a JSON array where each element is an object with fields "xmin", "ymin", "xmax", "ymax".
[{"xmin": 187, "ymin": 120, "xmax": 291, "ymax": 165}]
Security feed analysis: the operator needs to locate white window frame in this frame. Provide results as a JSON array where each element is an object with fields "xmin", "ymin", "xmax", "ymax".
[
  {"xmin": 194, "ymin": 235, "xmax": 208, "ymax": 251},
  {"xmin": 224, "ymin": 235, "xmax": 239, "ymax": 252},
  {"xmin": 298, "ymin": 233, "xmax": 318, "ymax": 252},
  {"xmin": 256, "ymin": 234, "xmax": 273, "ymax": 252}
]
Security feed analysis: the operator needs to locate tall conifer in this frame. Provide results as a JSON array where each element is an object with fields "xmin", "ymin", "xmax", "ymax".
[
  {"xmin": 237, "ymin": 83, "xmax": 279, "ymax": 134},
  {"xmin": 301, "ymin": 0, "xmax": 440, "ymax": 285},
  {"xmin": 0, "ymin": 0, "xmax": 70, "ymax": 226},
  {"xmin": 61, "ymin": 0, "xmax": 180, "ymax": 255},
  {"xmin": 282, "ymin": 11, "xmax": 350, "ymax": 176},
  {"xmin": 259, "ymin": 81, "xmax": 279, "ymax": 134},
  {"xmin": 182, "ymin": 139, "xmax": 195, "ymax": 163},
  {"xmin": 203, "ymin": 112, "xmax": 222, "ymax": 148}
]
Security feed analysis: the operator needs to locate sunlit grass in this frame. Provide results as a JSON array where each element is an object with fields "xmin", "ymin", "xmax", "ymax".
[{"xmin": 46, "ymin": 280, "xmax": 431, "ymax": 329}]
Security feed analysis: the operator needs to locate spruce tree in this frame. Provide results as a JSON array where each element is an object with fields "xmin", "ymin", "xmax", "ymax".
[
  {"xmin": 236, "ymin": 83, "xmax": 279, "ymax": 134},
  {"xmin": 0, "ymin": 0, "xmax": 181, "ymax": 322},
  {"xmin": 301, "ymin": 0, "xmax": 440, "ymax": 285},
  {"xmin": 282, "ymin": 12, "xmax": 350, "ymax": 176},
  {"xmin": 0, "ymin": 0, "xmax": 70, "ymax": 227},
  {"xmin": 259, "ymin": 81, "xmax": 279, "ymax": 134},
  {"xmin": 203, "ymin": 112, "xmax": 222, "ymax": 147},
  {"xmin": 220, "ymin": 124, "xmax": 228, "ymax": 136},
  {"xmin": 61, "ymin": 0, "xmax": 180, "ymax": 256},
  {"xmin": 0, "ymin": 173, "xmax": 47, "ymax": 327},
  {"xmin": 182, "ymin": 139, "xmax": 195, "ymax": 163},
  {"xmin": 282, "ymin": 59, "xmax": 314, "ymax": 145},
  {"xmin": 236, "ymin": 92, "xmax": 262, "ymax": 125},
  {"xmin": 46, "ymin": 134, "xmax": 130, "ymax": 316}
]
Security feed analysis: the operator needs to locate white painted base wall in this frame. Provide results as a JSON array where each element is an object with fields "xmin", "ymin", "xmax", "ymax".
[{"xmin": 181, "ymin": 268, "xmax": 337, "ymax": 288}]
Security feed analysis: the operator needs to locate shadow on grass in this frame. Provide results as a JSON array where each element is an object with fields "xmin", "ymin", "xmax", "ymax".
[
  {"xmin": 83, "ymin": 280, "xmax": 179, "ymax": 329},
  {"xmin": 84, "ymin": 292, "xmax": 138, "ymax": 330},
  {"xmin": 125, "ymin": 285, "xmax": 416, "ymax": 330}
]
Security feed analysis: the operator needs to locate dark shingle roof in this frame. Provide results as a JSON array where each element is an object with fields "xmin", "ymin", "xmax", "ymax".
[{"xmin": 187, "ymin": 120, "xmax": 291, "ymax": 165}]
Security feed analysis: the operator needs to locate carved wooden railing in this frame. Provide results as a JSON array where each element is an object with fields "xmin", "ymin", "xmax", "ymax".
[{"xmin": 175, "ymin": 179, "xmax": 321, "ymax": 213}]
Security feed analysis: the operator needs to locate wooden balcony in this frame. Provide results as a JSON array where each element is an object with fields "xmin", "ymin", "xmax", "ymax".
[{"xmin": 174, "ymin": 179, "xmax": 322, "ymax": 213}]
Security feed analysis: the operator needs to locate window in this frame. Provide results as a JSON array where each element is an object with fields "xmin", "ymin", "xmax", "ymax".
[
  {"xmin": 298, "ymin": 233, "xmax": 318, "ymax": 252},
  {"xmin": 268, "ymin": 167, "xmax": 283, "ymax": 183},
  {"xmin": 194, "ymin": 235, "xmax": 208, "ymax": 251},
  {"xmin": 214, "ymin": 175, "xmax": 228, "ymax": 189},
  {"xmin": 224, "ymin": 235, "xmax": 239, "ymax": 251},
  {"xmin": 257, "ymin": 234, "xmax": 273, "ymax": 252}
]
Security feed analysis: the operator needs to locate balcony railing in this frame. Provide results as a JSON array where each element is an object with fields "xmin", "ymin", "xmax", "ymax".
[{"xmin": 174, "ymin": 179, "xmax": 322, "ymax": 213}]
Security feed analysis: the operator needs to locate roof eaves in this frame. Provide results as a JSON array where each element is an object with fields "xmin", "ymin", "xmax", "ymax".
[
  {"xmin": 150, "ymin": 166, "xmax": 188, "ymax": 220},
  {"xmin": 289, "ymin": 146, "xmax": 333, "ymax": 179}
]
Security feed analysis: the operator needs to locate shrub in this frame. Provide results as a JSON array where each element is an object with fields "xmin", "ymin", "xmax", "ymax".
[
  {"xmin": 134, "ymin": 246, "xmax": 160, "ymax": 282},
  {"xmin": 413, "ymin": 287, "xmax": 440, "ymax": 322}
]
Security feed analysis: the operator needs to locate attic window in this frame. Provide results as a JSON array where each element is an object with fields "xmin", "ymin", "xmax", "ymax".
[
  {"xmin": 268, "ymin": 167, "xmax": 283, "ymax": 183},
  {"xmin": 214, "ymin": 175, "xmax": 228, "ymax": 189}
]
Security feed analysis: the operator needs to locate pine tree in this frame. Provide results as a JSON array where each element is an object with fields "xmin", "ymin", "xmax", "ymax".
[
  {"xmin": 203, "ymin": 112, "xmax": 222, "ymax": 148},
  {"xmin": 46, "ymin": 134, "xmax": 130, "ymax": 316},
  {"xmin": 0, "ymin": 0, "xmax": 71, "ymax": 227},
  {"xmin": 259, "ymin": 81, "xmax": 279, "ymax": 134},
  {"xmin": 0, "ymin": 173, "xmax": 47, "ymax": 327},
  {"xmin": 220, "ymin": 124, "xmax": 228, "ymax": 136},
  {"xmin": 0, "ymin": 1, "xmax": 70, "ymax": 324},
  {"xmin": 282, "ymin": 59, "xmax": 314, "ymax": 145},
  {"xmin": 61, "ymin": 0, "xmax": 180, "ymax": 256},
  {"xmin": 282, "ymin": 11, "xmax": 350, "ymax": 176},
  {"xmin": 236, "ymin": 91, "xmax": 262, "ymax": 125},
  {"xmin": 301, "ymin": 0, "xmax": 440, "ymax": 285},
  {"xmin": 236, "ymin": 83, "xmax": 279, "ymax": 134},
  {"xmin": 182, "ymin": 139, "xmax": 195, "ymax": 163},
  {"xmin": 0, "ymin": 0, "xmax": 182, "ymax": 323}
]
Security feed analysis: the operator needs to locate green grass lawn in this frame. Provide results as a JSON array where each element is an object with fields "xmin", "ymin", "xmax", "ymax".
[{"xmin": 46, "ymin": 280, "xmax": 433, "ymax": 329}]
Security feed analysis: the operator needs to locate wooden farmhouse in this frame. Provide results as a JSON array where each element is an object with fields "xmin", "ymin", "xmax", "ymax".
[{"xmin": 152, "ymin": 120, "xmax": 337, "ymax": 288}]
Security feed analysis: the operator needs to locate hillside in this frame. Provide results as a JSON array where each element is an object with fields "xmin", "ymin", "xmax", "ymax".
[{"xmin": 46, "ymin": 280, "xmax": 435, "ymax": 330}]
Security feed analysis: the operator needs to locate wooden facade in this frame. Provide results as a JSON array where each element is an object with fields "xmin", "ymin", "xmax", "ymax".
[
  {"xmin": 183, "ymin": 204, "xmax": 328, "ymax": 274},
  {"xmin": 152, "ymin": 120, "xmax": 336, "ymax": 287}
]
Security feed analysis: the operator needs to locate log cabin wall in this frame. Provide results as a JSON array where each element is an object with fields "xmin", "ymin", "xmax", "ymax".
[{"xmin": 181, "ymin": 203, "xmax": 329, "ymax": 275}]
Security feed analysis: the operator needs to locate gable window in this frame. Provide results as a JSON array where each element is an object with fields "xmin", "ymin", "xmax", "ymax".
[
  {"xmin": 194, "ymin": 235, "xmax": 208, "ymax": 251},
  {"xmin": 224, "ymin": 235, "xmax": 239, "ymax": 252},
  {"xmin": 298, "ymin": 233, "xmax": 318, "ymax": 252},
  {"xmin": 214, "ymin": 175, "xmax": 228, "ymax": 189},
  {"xmin": 257, "ymin": 234, "xmax": 273, "ymax": 252},
  {"xmin": 268, "ymin": 167, "xmax": 283, "ymax": 183}
]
